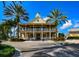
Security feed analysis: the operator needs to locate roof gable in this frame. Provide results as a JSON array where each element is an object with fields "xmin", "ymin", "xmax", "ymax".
[{"xmin": 29, "ymin": 13, "xmax": 46, "ymax": 24}]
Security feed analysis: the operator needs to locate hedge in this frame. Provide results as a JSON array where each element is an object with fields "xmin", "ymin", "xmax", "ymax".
[{"xmin": 0, "ymin": 44, "xmax": 16, "ymax": 57}]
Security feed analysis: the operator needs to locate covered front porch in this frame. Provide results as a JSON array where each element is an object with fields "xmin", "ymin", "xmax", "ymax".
[{"xmin": 19, "ymin": 31, "xmax": 56, "ymax": 41}]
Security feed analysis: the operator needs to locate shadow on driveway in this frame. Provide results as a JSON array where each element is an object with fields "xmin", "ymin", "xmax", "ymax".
[{"xmin": 32, "ymin": 44, "xmax": 79, "ymax": 57}]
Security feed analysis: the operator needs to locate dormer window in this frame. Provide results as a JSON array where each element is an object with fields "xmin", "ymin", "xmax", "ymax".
[{"xmin": 37, "ymin": 19, "xmax": 39, "ymax": 22}]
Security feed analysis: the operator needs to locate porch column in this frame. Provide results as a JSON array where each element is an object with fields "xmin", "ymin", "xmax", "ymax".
[
  {"xmin": 41, "ymin": 25, "xmax": 43, "ymax": 41},
  {"xmin": 41, "ymin": 32, "xmax": 43, "ymax": 41},
  {"xmin": 33, "ymin": 25, "xmax": 35, "ymax": 40},
  {"xmin": 25, "ymin": 31, "xmax": 27, "ymax": 40},
  {"xmin": 29, "ymin": 33, "xmax": 31, "ymax": 41},
  {"xmin": 49, "ymin": 26, "xmax": 51, "ymax": 40},
  {"xmin": 49, "ymin": 32, "xmax": 51, "ymax": 40},
  {"xmin": 25, "ymin": 32, "xmax": 28, "ymax": 40},
  {"xmin": 19, "ymin": 32, "xmax": 20, "ymax": 39}
]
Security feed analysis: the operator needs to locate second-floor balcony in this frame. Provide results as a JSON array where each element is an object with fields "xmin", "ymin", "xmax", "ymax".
[{"xmin": 20, "ymin": 27, "xmax": 56, "ymax": 32}]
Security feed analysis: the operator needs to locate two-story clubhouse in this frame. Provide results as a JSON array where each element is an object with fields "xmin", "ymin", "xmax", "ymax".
[{"xmin": 19, "ymin": 13, "xmax": 57, "ymax": 40}]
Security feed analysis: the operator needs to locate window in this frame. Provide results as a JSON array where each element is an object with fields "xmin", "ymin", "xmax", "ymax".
[{"xmin": 37, "ymin": 19, "xmax": 39, "ymax": 22}]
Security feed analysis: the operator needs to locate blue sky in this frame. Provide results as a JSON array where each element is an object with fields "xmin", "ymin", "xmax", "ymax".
[{"xmin": 0, "ymin": 1, "xmax": 79, "ymax": 34}]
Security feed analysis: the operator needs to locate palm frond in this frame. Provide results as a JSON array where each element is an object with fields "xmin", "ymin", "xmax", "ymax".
[
  {"xmin": 2, "ymin": 1, "xmax": 5, "ymax": 7},
  {"xmin": 46, "ymin": 18, "xmax": 51, "ymax": 23},
  {"xmin": 4, "ymin": 3, "xmax": 29, "ymax": 21},
  {"xmin": 48, "ymin": 15, "xmax": 53, "ymax": 18},
  {"xmin": 60, "ymin": 16, "xmax": 67, "ymax": 19},
  {"xmin": 2, "ymin": 1, "xmax": 22, "ymax": 7},
  {"xmin": 48, "ymin": 9, "xmax": 67, "ymax": 26}
]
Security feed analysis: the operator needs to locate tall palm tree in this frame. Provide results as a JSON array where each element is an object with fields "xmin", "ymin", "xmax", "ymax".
[
  {"xmin": 46, "ymin": 9, "xmax": 67, "ymax": 40},
  {"xmin": 4, "ymin": 3, "xmax": 29, "ymax": 39}
]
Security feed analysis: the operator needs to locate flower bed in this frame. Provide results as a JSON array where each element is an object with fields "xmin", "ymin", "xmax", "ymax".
[{"xmin": 0, "ymin": 44, "xmax": 16, "ymax": 57}]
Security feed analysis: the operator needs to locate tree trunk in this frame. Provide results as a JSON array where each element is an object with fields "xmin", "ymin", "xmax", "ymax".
[
  {"xmin": 55, "ymin": 28, "xmax": 58, "ymax": 40},
  {"xmin": 16, "ymin": 16, "xmax": 20, "ymax": 39},
  {"xmin": 13, "ymin": 27, "xmax": 16, "ymax": 38},
  {"xmin": 0, "ymin": 41, "xmax": 2, "ymax": 45},
  {"xmin": 17, "ymin": 24, "xmax": 19, "ymax": 39}
]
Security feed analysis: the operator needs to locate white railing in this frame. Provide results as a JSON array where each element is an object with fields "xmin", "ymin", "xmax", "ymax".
[{"xmin": 20, "ymin": 27, "xmax": 56, "ymax": 32}]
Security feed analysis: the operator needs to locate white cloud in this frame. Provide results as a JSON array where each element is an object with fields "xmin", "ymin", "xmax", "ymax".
[
  {"xmin": 43, "ymin": 17, "xmax": 50, "ymax": 21},
  {"xmin": 60, "ymin": 20, "xmax": 72, "ymax": 29},
  {"xmin": 74, "ymin": 23, "xmax": 79, "ymax": 27}
]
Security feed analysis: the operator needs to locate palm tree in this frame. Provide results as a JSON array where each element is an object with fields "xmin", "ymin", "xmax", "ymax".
[
  {"xmin": 4, "ymin": 3, "xmax": 29, "ymax": 39},
  {"xmin": 46, "ymin": 9, "xmax": 67, "ymax": 40},
  {"xmin": 0, "ymin": 22, "xmax": 9, "ymax": 40},
  {"xmin": 3, "ymin": 19, "xmax": 16, "ymax": 38},
  {"xmin": 0, "ymin": 19, "xmax": 15, "ymax": 41},
  {"xmin": 2, "ymin": 1, "xmax": 22, "ymax": 7}
]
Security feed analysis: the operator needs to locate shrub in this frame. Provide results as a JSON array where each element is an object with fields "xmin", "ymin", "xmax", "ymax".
[
  {"xmin": 11, "ymin": 38, "xmax": 25, "ymax": 41},
  {"xmin": 67, "ymin": 37, "xmax": 79, "ymax": 39},
  {"xmin": 54, "ymin": 37, "xmax": 65, "ymax": 41},
  {"xmin": 58, "ymin": 33, "xmax": 65, "ymax": 37},
  {"xmin": 0, "ymin": 44, "xmax": 15, "ymax": 57}
]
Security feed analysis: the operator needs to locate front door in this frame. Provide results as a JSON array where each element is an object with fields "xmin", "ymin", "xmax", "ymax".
[{"xmin": 36, "ymin": 33, "xmax": 40, "ymax": 40}]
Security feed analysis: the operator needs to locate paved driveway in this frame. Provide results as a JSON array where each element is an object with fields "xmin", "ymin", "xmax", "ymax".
[
  {"xmin": 31, "ymin": 44, "xmax": 79, "ymax": 57},
  {"xmin": 2, "ymin": 41, "xmax": 55, "ymax": 51},
  {"xmin": 2, "ymin": 40, "xmax": 79, "ymax": 57}
]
